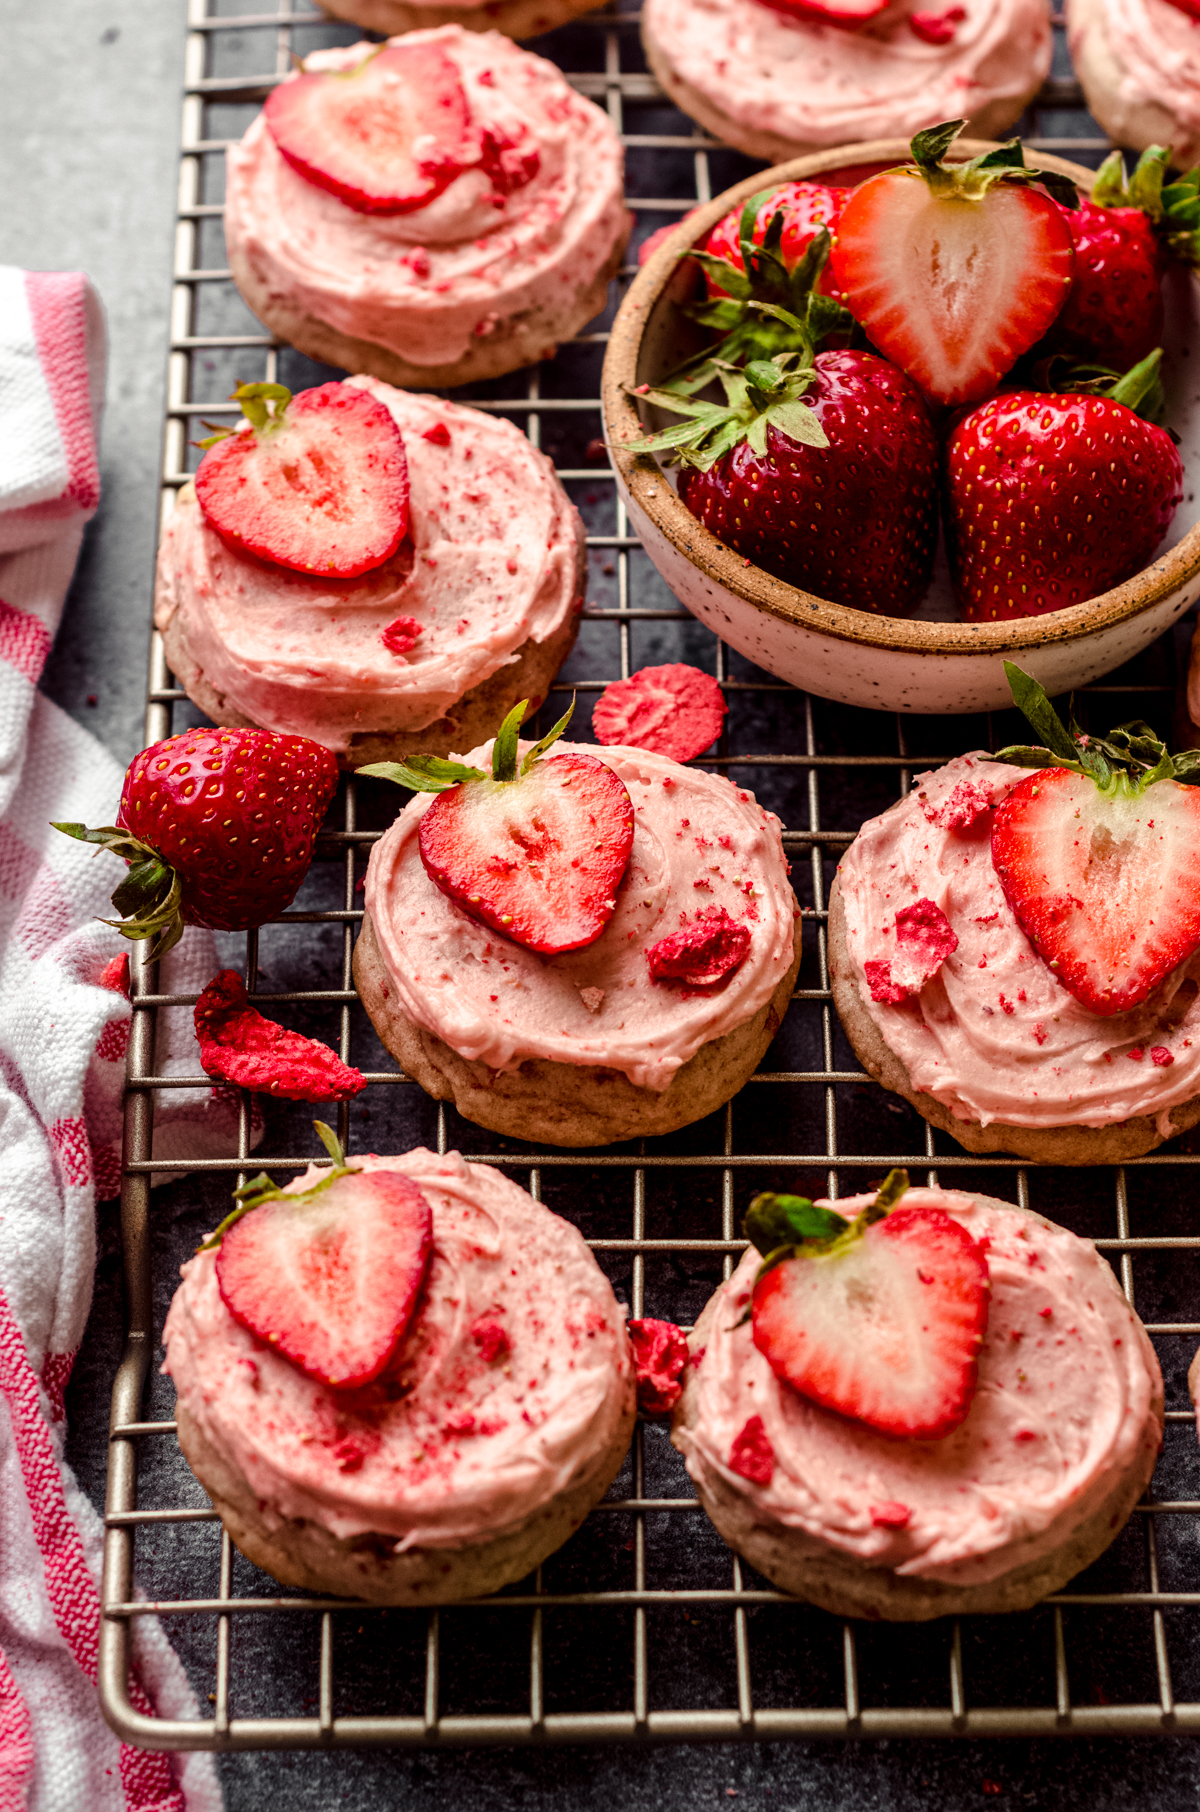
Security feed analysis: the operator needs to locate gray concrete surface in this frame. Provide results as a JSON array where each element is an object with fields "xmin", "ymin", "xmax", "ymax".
[{"xmin": 6, "ymin": 1, "xmax": 1200, "ymax": 1807}]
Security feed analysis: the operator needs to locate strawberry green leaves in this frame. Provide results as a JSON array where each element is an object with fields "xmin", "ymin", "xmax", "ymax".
[
  {"xmin": 993, "ymin": 663, "xmax": 1200, "ymax": 795},
  {"xmin": 196, "ymin": 381, "xmax": 292, "ymax": 450},
  {"xmin": 1091, "ymin": 143, "xmax": 1200, "ymax": 264},
  {"xmin": 744, "ymin": 1167, "xmax": 910, "ymax": 1281},
  {"xmin": 199, "ymin": 1120, "xmax": 360, "ymax": 1253},
  {"xmin": 626, "ymin": 351, "xmax": 828, "ymax": 472},
  {"xmin": 357, "ymin": 695, "xmax": 575, "ymax": 793},
  {"xmin": 906, "ymin": 119, "xmax": 1078, "ymax": 211}
]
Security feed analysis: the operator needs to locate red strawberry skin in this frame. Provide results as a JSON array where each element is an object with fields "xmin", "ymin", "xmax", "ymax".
[
  {"xmin": 118, "ymin": 728, "xmax": 339, "ymax": 931},
  {"xmin": 703, "ymin": 182, "xmax": 850, "ymax": 301},
  {"xmin": 1041, "ymin": 198, "xmax": 1164, "ymax": 371},
  {"xmin": 216, "ymin": 1170, "xmax": 432, "ymax": 1389},
  {"xmin": 678, "ymin": 350, "xmax": 938, "ymax": 614},
  {"xmin": 418, "ymin": 753, "xmax": 635, "ymax": 956},
  {"xmin": 752, "ymin": 1207, "xmax": 990, "ymax": 1440},
  {"xmin": 990, "ymin": 767, "xmax": 1200, "ymax": 1015},
  {"xmin": 830, "ymin": 176, "xmax": 1076, "ymax": 406},
  {"xmin": 195, "ymin": 382, "xmax": 409, "ymax": 580},
  {"xmin": 946, "ymin": 390, "xmax": 1183, "ymax": 621}
]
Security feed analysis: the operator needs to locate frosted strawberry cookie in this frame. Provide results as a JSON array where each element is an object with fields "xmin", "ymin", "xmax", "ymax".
[
  {"xmin": 163, "ymin": 1129, "xmax": 635, "ymax": 1603},
  {"xmin": 1068, "ymin": 0, "xmax": 1200, "ymax": 169},
  {"xmin": 318, "ymin": 0, "xmax": 605, "ymax": 44},
  {"xmin": 674, "ymin": 1174, "xmax": 1163, "ymax": 1619},
  {"xmin": 155, "ymin": 377, "xmax": 583, "ymax": 766},
  {"xmin": 829, "ymin": 671, "xmax": 1200, "ymax": 1164},
  {"xmin": 640, "ymin": 0, "xmax": 1052, "ymax": 164},
  {"xmin": 354, "ymin": 699, "xmax": 802, "ymax": 1146},
  {"xmin": 224, "ymin": 30, "xmax": 630, "ymax": 389}
]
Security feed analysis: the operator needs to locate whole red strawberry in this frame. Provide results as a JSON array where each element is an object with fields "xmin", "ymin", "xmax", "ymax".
[
  {"xmin": 946, "ymin": 352, "xmax": 1182, "ymax": 621},
  {"xmin": 702, "ymin": 181, "xmax": 850, "ymax": 301},
  {"xmin": 1042, "ymin": 196, "xmax": 1164, "ymax": 371},
  {"xmin": 54, "ymin": 727, "xmax": 339, "ymax": 958},
  {"xmin": 676, "ymin": 350, "xmax": 938, "ymax": 613}
]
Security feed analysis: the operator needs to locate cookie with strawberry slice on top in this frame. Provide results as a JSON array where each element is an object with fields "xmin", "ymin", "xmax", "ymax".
[
  {"xmin": 673, "ymin": 1169, "xmax": 1163, "ymax": 1618},
  {"xmin": 163, "ymin": 1125, "xmax": 635, "ymax": 1603},
  {"xmin": 156, "ymin": 374, "xmax": 585, "ymax": 767},
  {"xmin": 352, "ymin": 695, "xmax": 802, "ymax": 1147},
  {"xmin": 829, "ymin": 664, "xmax": 1200, "ymax": 1164},
  {"xmin": 1068, "ymin": 0, "xmax": 1200, "ymax": 172},
  {"xmin": 224, "ymin": 28, "xmax": 630, "ymax": 390}
]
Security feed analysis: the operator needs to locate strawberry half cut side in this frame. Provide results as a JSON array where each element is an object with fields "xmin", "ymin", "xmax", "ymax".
[
  {"xmin": 194, "ymin": 381, "xmax": 409, "ymax": 579},
  {"xmin": 264, "ymin": 42, "xmax": 474, "ymax": 216},
  {"xmin": 744, "ymin": 1170, "xmax": 990, "ymax": 1441},
  {"xmin": 829, "ymin": 119, "xmax": 1078, "ymax": 406},
  {"xmin": 358, "ymin": 696, "xmax": 635, "ymax": 957},
  {"xmin": 206, "ymin": 1124, "xmax": 432, "ymax": 1391},
  {"xmin": 987, "ymin": 664, "xmax": 1200, "ymax": 1015}
]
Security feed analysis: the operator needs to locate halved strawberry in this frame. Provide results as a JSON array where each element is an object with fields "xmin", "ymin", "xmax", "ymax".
[
  {"xmin": 194, "ymin": 381, "xmax": 409, "ymax": 579},
  {"xmin": 208, "ymin": 1125, "xmax": 432, "ymax": 1390},
  {"xmin": 989, "ymin": 664, "xmax": 1200, "ymax": 1015},
  {"xmin": 830, "ymin": 120, "xmax": 1077, "ymax": 407},
  {"xmin": 745, "ymin": 1171, "xmax": 990, "ymax": 1441},
  {"xmin": 359, "ymin": 697, "xmax": 635, "ymax": 957},
  {"xmin": 264, "ymin": 42, "xmax": 474, "ymax": 216}
]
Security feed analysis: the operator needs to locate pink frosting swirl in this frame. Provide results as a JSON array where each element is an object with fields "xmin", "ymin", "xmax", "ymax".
[
  {"xmin": 224, "ymin": 28, "xmax": 628, "ymax": 369},
  {"xmin": 643, "ymin": 0, "xmax": 1052, "ymax": 147},
  {"xmin": 363, "ymin": 741, "xmax": 799, "ymax": 1091},
  {"xmin": 677, "ymin": 1189, "xmax": 1160, "ymax": 1586},
  {"xmin": 162, "ymin": 1151, "xmax": 632, "ymax": 1547},
  {"xmin": 154, "ymin": 380, "xmax": 584, "ymax": 752},
  {"xmin": 1072, "ymin": 0, "xmax": 1200, "ymax": 145},
  {"xmin": 837, "ymin": 754, "xmax": 1200, "ymax": 1131}
]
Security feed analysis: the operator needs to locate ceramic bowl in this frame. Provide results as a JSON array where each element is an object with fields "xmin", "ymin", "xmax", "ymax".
[{"xmin": 601, "ymin": 140, "xmax": 1200, "ymax": 715}]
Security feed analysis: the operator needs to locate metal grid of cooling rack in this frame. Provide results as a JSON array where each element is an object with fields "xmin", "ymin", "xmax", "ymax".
[{"xmin": 98, "ymin": 0, "xmax": 1200, "ymax": 1754}]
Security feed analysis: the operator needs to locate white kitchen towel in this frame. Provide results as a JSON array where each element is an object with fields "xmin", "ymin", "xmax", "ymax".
[{"xmin": 0, "ymin": 266, "xmax": 224, "ymax": 1810}]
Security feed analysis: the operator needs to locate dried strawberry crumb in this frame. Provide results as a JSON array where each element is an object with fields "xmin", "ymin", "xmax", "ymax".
[
  {"xmin": 99, "ymin": 953, "xmax": 131, "ymax": 996},
  {"xmin": 729, "ymin": 1414, "xmax": 774, "ymax": 1485},
  {"xmin": 647, "ymin": 906, "xmax": 750, "ymax": 988},
  {"xmin": 999, "ymin": 994, "xmax": 1014, "ymax": 1015},
  {"xmin": 910, "ymin": 4, "xmax": 966, "ymax": 43},
  {"xmin": 1151, "ymin": 1046, "xmax": 1174, "ymax": 1066},
  {"xmin": 627, "ymin": 1318, "xmax": 688, "ymax": 1414},
  {"xmin": 922, "ymin": 777, "xmax": 991, "ymax": 831},
  {"xmin": 1127, "ymin": 1047, "xmax": 1145, "ymax": 1061},
  {"xmin": 471, "ymin": 1318, "xmax": 509, "ymax": 1363},
  {"xmin": 870, "ymin": 1500, "xmax": 911, "ymax": 1529},
  {"xmin": 422, "ymin": 422, "xmax": 451, "ymax": 446},
  {"xmin": 381, "ymin": 615, "xmax": 423, "ymax": 656},
  {"xmin": 865, "ymin": 959, "xmax": 907, "ymax": 1004}
]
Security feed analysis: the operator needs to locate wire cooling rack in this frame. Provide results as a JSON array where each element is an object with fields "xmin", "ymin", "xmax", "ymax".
[{"xmin": 98, "ymin": 0, "xmax": 1200, "ymax": 1754}]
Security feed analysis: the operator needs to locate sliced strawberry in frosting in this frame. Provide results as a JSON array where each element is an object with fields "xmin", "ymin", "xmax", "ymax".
[{"xmin": 264, "ymin": 42, "xmax": 476, "ymax": 216}]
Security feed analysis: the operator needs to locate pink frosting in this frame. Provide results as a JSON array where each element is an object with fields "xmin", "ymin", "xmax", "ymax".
[
  {"xmin": 1073, "ymin": 0, "xmax": 1200, "ymax": 142},
  {"xmin": 677, "ymin": 1188, "xmax": 1160, "ymax": 1586},
  {"xmin": 643, "ymin": 0, "xmax": 1052, "ymax": 147},
  {"xmin": 363, "ymin": 741, "xmax": 799, "ymax": 1091},
  {"xmin": 154, "ymin": 379, "xmax": 584, "ymax": 753},
  {"xmin": 162, "ymin": 1151, "xmax": 632, "ymax": 1547},
  {"xmin": 837, "ymin": 754, "xmax": 1200, "ymax": 1131},
  {"xmin": 224, "ymin": 29, "xmax": 628, "ymax": 370}
]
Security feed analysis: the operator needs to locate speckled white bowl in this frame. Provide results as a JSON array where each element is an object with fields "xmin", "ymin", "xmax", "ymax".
[{"xmin": 601, "ymin": 140, "xmax": 1200, "ymax": 715}]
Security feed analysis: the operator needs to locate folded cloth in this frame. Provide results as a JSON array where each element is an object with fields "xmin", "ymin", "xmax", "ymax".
[{"xmin": 0, "ymin": 268, "xmax": 223, "ymax": 1810}]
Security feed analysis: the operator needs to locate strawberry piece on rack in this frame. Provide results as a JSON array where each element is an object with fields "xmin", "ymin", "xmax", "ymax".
[
  {"xmin": 646, "ymin": 907, "xmax": 751, "ymax": 988},
  {"xmin": 627, "ymin": 1318, "xmax": 688, "ymax": 1414},
  {"xmin": 358, "ymin": 697, "xmax": 635, "ymax": 957},
  {"xmin": 745, "ymin": 1171, "xmax": 990, "ymax": 1441},
  {"xmin": 264, "ymin": 42, "xmax": 475, "ymax": 215},
  {"xmin": 211, "ymin": 1126, "xmax": 431, "ymax": 1390},
  {"xmin": 195, "ymin": 381, "xmax": 409, "ymax": 580},
  {"xmin": 196, "ymin": 970, "xmax": 365, "ymax": 1101},
  {"xmin": 592, "ymin": 664, "xmax": 727, "ymax": 762}
]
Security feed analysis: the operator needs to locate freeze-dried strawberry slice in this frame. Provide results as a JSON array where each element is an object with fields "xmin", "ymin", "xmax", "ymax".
[
  {"xmin": 864, "ymin": 898, "xmax": 958, "ymax": 1004},
  {"xmin": 627, "ymin": 1318, "xmax": 688, "ymax": 1414},
  {"xmin": 196, "ymin": 970, "xmax": 365, "ymax": 1101},
  {"xmin": 647, "ymin": 907, "xmax": 751, "ymax": 988},
  {"xmin": 209, "ymin": 1126, "xmax": 431, "ymax": 1390},
  {"xmin": 382, "ymin": 615, "xmax": 422, "ymax": 656},
  {"xmin": 593, "ymin": 664, "xmax": 726, "ymax": 763},
  {"xmin": 264, "ymin": 42, "xmax": 475, "ymax": 216}
]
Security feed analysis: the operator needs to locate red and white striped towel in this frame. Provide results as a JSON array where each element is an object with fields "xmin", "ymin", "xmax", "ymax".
[{"xmin": 0, "ymin": 269, "xmax": 225, "ymax": 1810}]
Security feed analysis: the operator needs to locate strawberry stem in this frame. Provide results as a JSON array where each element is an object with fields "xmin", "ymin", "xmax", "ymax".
[
  {"xmin": 743, "ymin": 1167, "xmax": 911, "ymax": 1282},
  {"xmin": 904, "ymin": 119, "xmax": 1077, "ymax": 211},
  {"xmin": 994, "ymin": 662, "xmax": 1200, "ymax": 793},
  {"xmin": 356, "ymin": 695, "xmax": 577, "ymax": 794},
  {"xmin": 196, "ymin": 381, "xmax": 292, "ymax": 450},
  {"xmin": 196, "ymin": 1119, "xmax": 361, "ymax": 1252},
  {"xmin": 50, "ymin": 821, "xmax": 187, "ymax": 961}
]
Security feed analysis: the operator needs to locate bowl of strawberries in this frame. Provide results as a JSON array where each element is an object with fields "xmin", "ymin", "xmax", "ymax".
[{"xmin": 601, "ymin": 125, "xmax": 1200, "ymax": 715}]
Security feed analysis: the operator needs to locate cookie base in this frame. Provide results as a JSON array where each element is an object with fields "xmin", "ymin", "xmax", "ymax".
[
  {"xmin": 640, "ymin": 11, "xmax": 1044, "ymax": 163},
  {"xmin": 226, "ymin": 232, "xmax": 628, "ymax": 393},
  {"xmin": 1066, "ymin": 0, "xmax": 1200, "ymax": 167},
  {"xmin": 353, "ymin": 909, "xmax": 803, "ymax": 1147},
  {"xmin": 318, "ymin": 0, "xmax": 605, "ymax": 39},
  {"xmin": 176, "ymin": 1384, "xmax": 635, "ymax": 1605},
  {"xmin": 672, "ymin": 1274, "xmax": 1163, "ymax": 1622},
  {"xmin": 827, "ymin": 873, "xmax": 1200, "ymax": 1165}
]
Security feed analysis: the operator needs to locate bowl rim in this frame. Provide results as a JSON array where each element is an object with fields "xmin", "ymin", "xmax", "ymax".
[{"xmin": 601, "ymin": 137, "xmax": 1200, "ymax": 660}]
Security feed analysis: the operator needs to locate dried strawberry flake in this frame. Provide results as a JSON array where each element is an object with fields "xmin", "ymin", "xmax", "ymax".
[
  {"xmin": 909, "ymin": 4, "xmax": 966, "ymax": 42},
  {"xmin": 471, "ymin": 1318, "xmax": 510, "ymax": 1363},
  {"xmin": 1151, "ymin": 1046, "xmax": 1175, "ymax": 1067},
  {"xmin": 627, "ymin": 1317, "xmax": 688, "ymax": 1414},
  {"xmin": 99, "ymin": 953, "xmax": 131, "ymax": 996},
  {"xmin": 866, "ymin": 898, "xmax": 958, "ymax": 1002},
  {"xmin": 381, "ymin": 615, "xmax": 423, "ymax": 656},
  {"xmin": 421, "ymin": 421, "xmax": 451, "ymax": 446},
  {"xmin": 921, "ymin": 777, "xmax": 992, "ymax": 831},
  {"xmin": 593, "ymin": 663, "xmax": 726, "ymax": 763},
  {"xmin": 870, "ymin": 1501, "xmax": 911, "ymax": 1529},
  {"xmin": 729, "ymin": 1414, "xmax": 774, "ymax": 1485},
  {"xmin": 647, "ymin": 906, "xmax": 751, "ymax": 987},
  {"xmin": 194, "ymin": 969, "xmax": 365, "ymax": 1101}
]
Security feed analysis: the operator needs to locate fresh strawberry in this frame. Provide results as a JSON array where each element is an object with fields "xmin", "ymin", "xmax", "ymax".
[
  {"xmin": 744, "ymin": 1170, "xmax": 990, "ymax": 1441},
  {"xmin": 988, "ymin": 664, "xmax": 1200, "ymax": 1015},
  {"xmin": 702, "ymin": 182, "xmax": 850, "ymax": 301},
  {"xmin": 638, "ymin": 211, "xmax": 700, "ymax": 265},
  {"xmin": 1165, "ymin": 0, "xmax": 1200, "ymax": 20},
  {"xmin": 206, "ymin": 1124, "xmax": 432, "ymax": 1390},
  {"xmin": 908, "ymin": 5, "xmax": 966, "ymax": 41},
  {"xmin": 359, "ymin": 698, "xmax": 634, "ymax": 956},
  {"xmin": 264, "ymin": 41, "xmax": 475, "ymax": 215},
  {"xmin": 945, "ymin": 351, "xmax": 1182, "ymax": 621},
  {"xmin": 756, "ymin": 0, "xmax": 888, "ymax": 21},
  {"xmin": 830, "ymin": 120, "xmax": 1078, "ymax": 407},
  {"xmin": 194, "ymin": 381, "xmax": 409, "ymax": 579},
  {"xmin": 54, "ymin": 727, "xmax": 339, "ymax": 959}
]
